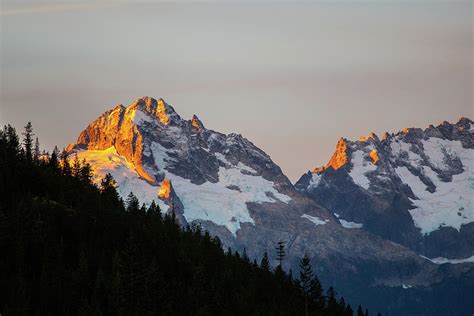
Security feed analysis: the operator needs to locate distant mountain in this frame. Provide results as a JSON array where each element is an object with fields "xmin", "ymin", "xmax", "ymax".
[
  {"xmin": 296, "ymin": 118, "xmax": 474, "ymax": 260},
  {"xmin": 67, "ymin": 97, "xmax": 474, "ymax": 315}
]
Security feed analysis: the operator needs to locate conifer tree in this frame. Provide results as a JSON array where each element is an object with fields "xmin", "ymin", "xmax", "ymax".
[
  {"xmin": 61, "ymin": 150, "xmax": 72, "ymax": 176},
  {"xmin": 4, "ymin": 125, "xmax": 20, "ymax": 157},
  {"xmin": 169, "ymin": 202, "xmax": 177, "ymax": 223},
  {"xmin": 50, "ymin": 146, "xmax": 59, "ymax": 169},
  {"xmin": 276, "ymin": 240, "xmax": 286, "ymax": 268},
  {"xmin": 357, "ymin": 305, "xmax": 364, "ymax": 316},
  {"xmin": 298, "ymin": 254, "xmax": 314, "ymax": 316},
  {"xmin": 79, "ymin": 159, "xmax": 93, "ymax": 184},
  {"xmin": 147, "ymin": 200, "xmax": 162, "ymax": 221},
  {"xmin": 22, "ymin": 122, "xmax": 34, "ymax": 161},
  {"xmin": 126, "ymin": 192, "xmax": 140, "ymax": 213},
  {"xmin": 345, "ymin": 304, "xmax": 354, "ymax": 316},
  {"xmin": 72, "ymin": 153, "xmax": 81, "ymax": 177},
  {"xmin": 260, "ymin": 251, "xmax": 270, "ymax": 271},
  {"xmin": 326, "ymin": 286, "xmax": 338, "ymax": 314},
  {"xmin": 100, "ymin": 173, "xmax": 119, "ymax": 199},
  {"xmin": 33, "ymin": 137, "xmax": 40, "ymax": 161},
  {"xmin": 339, "ymin": 297, "xmax": 347, "ymax": 312}
]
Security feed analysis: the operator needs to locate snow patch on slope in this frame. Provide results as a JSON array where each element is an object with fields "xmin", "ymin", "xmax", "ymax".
[
  {"xmin": 132, "ymin": 109, "xmax": 154, "ymax": 125},
  {"xmin": 349, "ymin": 150, "xmax": 377, "ymax": 189},
  {"xmin": 301, "ymin": 214, "xmax": 328, "ymax": 226},
  {"xmin": 215, "ymin": 153, "xmax": 257, "ymax": 174},
  {"xmin": 339, "ymin": 219, "xmax": 363, "ymax": 229},
  {"xmin": 422, "ymin": 138, "xmax": 459, "ymax": 171},
  {"xmin": 308, "ymin": 173, "xmax": 322, "ymax": 189},
  {"xmin": 390, "ymin": 140, "xmax": 423, "ymax": 165},
  {"xmin": 420, "ymin": 255, "xmax": 474, "ymax": 265}
]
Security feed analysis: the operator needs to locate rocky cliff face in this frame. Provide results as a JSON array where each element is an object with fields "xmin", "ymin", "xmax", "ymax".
[
  {"xmin": 67, "ymin": 97, "xmax": 474, "ymax": 315},
  {"xmin": 296, "ymin": 118, "xmax": 474, "ymax": 259}
]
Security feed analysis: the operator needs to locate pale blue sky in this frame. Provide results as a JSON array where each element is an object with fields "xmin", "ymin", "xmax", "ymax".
[{"xmin": 1, "ymin": 0, "xmax": 472, "ymax": 181}]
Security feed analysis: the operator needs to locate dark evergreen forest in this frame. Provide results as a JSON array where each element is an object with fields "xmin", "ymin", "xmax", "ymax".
[{"xmin": 0, "ymin": 123, "xmax": 377, "ymax": 316}]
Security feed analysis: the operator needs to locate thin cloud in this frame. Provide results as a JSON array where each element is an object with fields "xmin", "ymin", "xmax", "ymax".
[{"xmin": 0, "ymin": 2, "xmax": 122, "ymax": 16}]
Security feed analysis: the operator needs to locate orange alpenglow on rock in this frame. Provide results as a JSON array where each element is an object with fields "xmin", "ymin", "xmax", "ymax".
[
  {"xmin": 312, "ymin": 166, "xmax": 326, "ymax": 173},
  {"xmin": 191, "ymin": 115, "xmax": 201, "ymax": 130},
  {"xmin": 156, "ymin": 98, "xmax": 170, "ymax": 125},
  {"xmin": 143, "ymin": 96, "xmax": 155, "ymax": 114},
  {"xmin": 66, "ymin": 143, "xmax": 75, "ymax": 152},
  {"xmin": 370, "ymin": 149, "xmax": 380, "ymax": 165},
  {"xmin": 158, "ymin": 178, "xmax": 171, "ymax": 199},
  {"xmin": 359, "ymin": 132, "xmax": 378, "ymax": 142},
  {"xmin": 312, "ymin": 138, "xmax": 348, "ymax": 173}
]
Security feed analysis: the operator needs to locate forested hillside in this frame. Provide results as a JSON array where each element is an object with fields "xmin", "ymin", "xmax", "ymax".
[{"xmin": 0, "ymin": 123, "xmax": 374, "ymax": 316}]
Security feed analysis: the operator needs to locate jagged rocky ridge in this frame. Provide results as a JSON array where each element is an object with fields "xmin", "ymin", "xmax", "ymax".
[
  {"xmin": 296, "ymin": 118, "xmax": 474, "ymax": 260},
  {"xmin": 67, "ymin": 97, "xmax": 474, "ymax": 315}
]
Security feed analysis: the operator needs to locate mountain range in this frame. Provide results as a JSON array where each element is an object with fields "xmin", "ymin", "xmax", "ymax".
[{"xmin": 66, "ymin": 97, "xmax": 474, "ymax": 315}]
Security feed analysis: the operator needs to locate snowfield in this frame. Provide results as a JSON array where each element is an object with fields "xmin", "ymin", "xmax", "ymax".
[
  {"xmin": 395, "ymin": 138, "xmax": 474, "ymax": 235},
  {"xmin": 74, "ymin": 147, "xmax": 170, "ymax": 213},
  {"xmin": 74, "ymin": 141, "xmax": 292, "ymax": 236},
  {"xmin": 150, "ymin": 142, "xmax": 291, "ymax": 235},
  {"xmin": 349, "ymin": 150, "xmax": 377, "ymax": 190}
]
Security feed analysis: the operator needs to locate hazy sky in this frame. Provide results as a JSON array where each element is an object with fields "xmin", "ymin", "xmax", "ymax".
[{"xmin": 1, "ymin": 0, "xmax": 472, "ymax": 181}]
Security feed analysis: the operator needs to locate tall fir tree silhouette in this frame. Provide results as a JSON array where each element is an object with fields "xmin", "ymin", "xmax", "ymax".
[
  {"xmin": 260, "ymin": 251, "xmax": 270, "ymax": 271},
  {"xmin": 276, "ymin": 240, "xmax": 286, "ymax": 268},
  {"xmin": 22, "ymin": 122, "xmax": 34, "ymax": 161}
]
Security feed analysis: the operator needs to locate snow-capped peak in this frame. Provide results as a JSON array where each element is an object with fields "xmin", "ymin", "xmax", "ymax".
[
  {"xmin": 296, "ymin": 118, "xmax": 474, "ymax": 242},
  {"xmin": 67, "ymin": 96, "xmax": 294, "ymax": 236}
]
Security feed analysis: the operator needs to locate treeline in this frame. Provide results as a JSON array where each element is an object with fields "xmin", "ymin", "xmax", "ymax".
[{"xmin": 0, "ymin": 123, "xmax": 377, "ymax": 315}]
